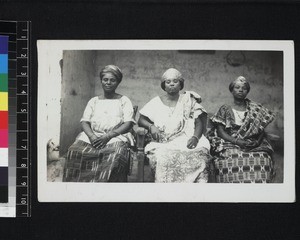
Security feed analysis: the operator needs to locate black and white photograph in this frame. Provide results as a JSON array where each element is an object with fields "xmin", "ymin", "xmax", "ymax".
[
  {"xmin": 37, "ymin": 40, "xmax": 295, "ymax": 202},
  {"xmin": 1, "ymin": 1, "xmax": 300, "ymax": 239}
]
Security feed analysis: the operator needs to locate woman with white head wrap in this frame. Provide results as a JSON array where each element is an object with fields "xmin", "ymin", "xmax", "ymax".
[
  {"xmin": 138, "ymin": 68, "xmax": 211, "ymax": 183},
  {"xmin": 63, "ymin": 65, "xmax": 135, "ymax": 182},
  {"xmin": 208, "ymin": 76, "xmax": 276, "ymax": 183}
]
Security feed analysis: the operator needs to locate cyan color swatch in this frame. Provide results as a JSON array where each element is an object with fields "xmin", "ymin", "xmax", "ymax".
[{"xmin": 0, "ymin": 55, "xmax": 8, "ymax": 73}]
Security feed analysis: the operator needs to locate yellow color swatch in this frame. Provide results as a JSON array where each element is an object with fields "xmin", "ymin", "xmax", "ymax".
[{"xmin": 0, "ymin": 92, "xmax": 8, "ymax": 111}]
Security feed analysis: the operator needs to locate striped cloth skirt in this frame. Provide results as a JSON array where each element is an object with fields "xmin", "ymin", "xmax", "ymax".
[{"xmin": 63, "ymin": 140, "xmax": 130, "ymax": 182}]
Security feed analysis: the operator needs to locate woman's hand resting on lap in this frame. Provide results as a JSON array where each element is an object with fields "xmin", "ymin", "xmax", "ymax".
[{"xmin": 90, "ymin": 134, "xmax": 111, "ymax": 149}]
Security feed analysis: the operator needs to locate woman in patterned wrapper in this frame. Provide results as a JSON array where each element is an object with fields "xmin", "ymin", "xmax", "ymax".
[
  {"xmin": 138, "ymin": 68, "xmax": 211, "ymax": 183},
  {"xmin": 63, "ymin": 65, "xmax": 135, "ymax": 182},
  {"xmin": 208, "ymin": 76, "xmax": 275, "ymax": 183}
]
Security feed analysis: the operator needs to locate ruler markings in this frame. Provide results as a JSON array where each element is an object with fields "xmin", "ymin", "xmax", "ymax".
[{"xmin": 15, "ymin": 21, "xmax": 30, "ymax": 217}]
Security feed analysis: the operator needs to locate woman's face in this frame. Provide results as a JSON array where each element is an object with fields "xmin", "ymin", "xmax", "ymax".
[
  {"xmin": 164, "ymin": 77, "xmax": 181, "ymax": 94},
  {"xmin": 231, "ymin": 82, "xmax": 248, "ymax": 99},
  {"xmin": 101, "ymin": 72, "xmax": 119, "ymax": 93}
]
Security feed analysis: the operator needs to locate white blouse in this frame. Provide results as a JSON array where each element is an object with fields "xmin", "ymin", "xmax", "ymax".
[
  {"xmin": 76, "ymin": 95, "xmax": 135, "ymax": 145},
  {"xmin": 139, "ymin": 92, "xmax": 210, "ymax": 151},
  {"xmin": 232, "ymin": 108, "xmax": 246, "ymax": 126}
]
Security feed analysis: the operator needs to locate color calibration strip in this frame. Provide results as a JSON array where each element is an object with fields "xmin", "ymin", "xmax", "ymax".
[
  {"xmin": 0, "ymin": 21, "xmax": 16, "ymax": 217},
  {"xmin": 0, "ymin": 20, "xmax": 30, "ymax": 217},
  {"xmin": 0, "ymin": 35, "xmax": 9, "ymax": 204}
]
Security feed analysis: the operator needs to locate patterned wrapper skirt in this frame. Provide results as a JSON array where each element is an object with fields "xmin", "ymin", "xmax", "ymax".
[
  {"xmin": 148, "ymin": 147, "xmax": 211, "ymax": 183},
  {"xmin": 63, "ymin": 140, "xmax": 130, "ymax": 182},
  {"xmin": 213, "ymin": 147, "xmax": 273, "ymax": 183}
]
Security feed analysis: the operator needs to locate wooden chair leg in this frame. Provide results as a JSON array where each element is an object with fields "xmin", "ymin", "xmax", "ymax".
[
  {"xmin": 136, "ymin": 127, "xmax": 148, "ymax": 182},
  {"xmin": 136, "ymin": 151, "xmax": 145, "ymax": 182}
]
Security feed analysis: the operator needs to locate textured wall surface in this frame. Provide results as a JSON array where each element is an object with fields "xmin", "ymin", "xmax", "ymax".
[
  {"xmin": 95, "ymin": 50, "xmax": 283, "ymax": 137},
  {"xmin": 61, "ymin": 51, "xmax": 284, "ymax": 145},
  {"xmin": 60, "ymin": 51, "xmax": 96, "ymax": 154},
  {"xmin": 60, "ymin": 50, "xmax": 284, "ymax": 182}
]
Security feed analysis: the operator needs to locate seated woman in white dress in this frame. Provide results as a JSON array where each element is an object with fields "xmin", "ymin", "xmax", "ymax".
[
  {"xmin": 138, "ymin": 68, "xmax": 211, "ymax": 183},
  {"xmin": 63, "ymin": 65, "xmax": 135, "ymax": 182}
]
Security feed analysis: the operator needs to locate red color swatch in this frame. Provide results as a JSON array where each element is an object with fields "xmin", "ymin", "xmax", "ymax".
[{"xmin": 0, "ymin": 111, "xmax": 8, "ymax": 129}]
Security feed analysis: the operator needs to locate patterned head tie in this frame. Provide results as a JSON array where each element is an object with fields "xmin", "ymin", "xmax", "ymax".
[
  {"xmin": 161, "ymin": 68, "xmax": 184, "ymax": 90},
  {"xmin": 100, "ymin": 65, "xmax": 123, "ymax": 83},
  {"xmin": 229, "ymin": 76, "xmax": 250, "ymax": 93}
]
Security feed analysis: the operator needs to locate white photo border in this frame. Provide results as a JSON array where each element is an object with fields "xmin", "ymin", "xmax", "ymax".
[{"xmin": 37, "ymin": 40, "xmax": 295, "ymax": 202}]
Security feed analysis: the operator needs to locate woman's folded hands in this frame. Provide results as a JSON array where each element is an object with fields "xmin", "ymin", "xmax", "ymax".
[
  {"xmin": 244, "ymin": 139, "xmax": 259, "ymax": 148},
  {"xmin": 89, "ymin": 134, "xmax": 111, "ymax": 149},
  {"xmin": 235, "ymin": 138, "xmax": 259, "ymax": 149}
]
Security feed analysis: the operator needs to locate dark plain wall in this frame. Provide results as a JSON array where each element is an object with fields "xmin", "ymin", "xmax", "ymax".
[
  {"xmin": 94, "ymin": 50, "xmax": 283, "ymax": 137},
  {"xmin": 60, "ymin": 51, "xmax": 96, "ymax": 155}
]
